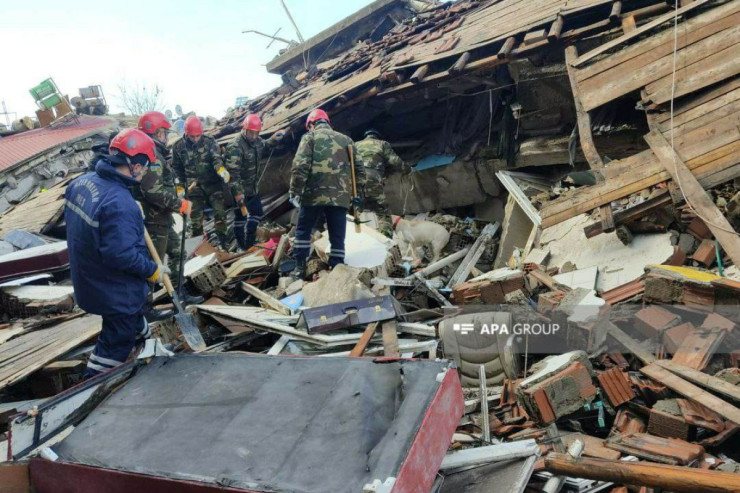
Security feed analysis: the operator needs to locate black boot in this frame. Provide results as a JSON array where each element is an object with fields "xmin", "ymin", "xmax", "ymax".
[
  {"xmin": 244, "ymin": 232, "xmax": 256, "ymax": 251},
  {"xmin": 206, "ymin": 230, "xmax": 220, "ymax": 248},
  {"xmin": 146, "ymin": 307, "xmax": 174, "ymax": 322},
  {"xmin": 179, "ymin": 287, "xmax": 204, "ymax": 305}
]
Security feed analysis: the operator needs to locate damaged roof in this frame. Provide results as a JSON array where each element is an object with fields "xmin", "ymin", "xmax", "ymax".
[{"xmin": 0, "ymin": 117, "xmax": 113, "ymax": 173}]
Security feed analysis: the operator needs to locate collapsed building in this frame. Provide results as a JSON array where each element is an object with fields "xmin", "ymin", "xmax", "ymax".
[{"xmin": 0, "ymin": 0, "xmax": 739, "ymax": 492}]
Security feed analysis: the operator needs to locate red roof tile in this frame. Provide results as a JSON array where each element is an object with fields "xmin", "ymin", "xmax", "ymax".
[{"xmin": 0, "ymin": 117, "xmax": 113, "ymax": 172}]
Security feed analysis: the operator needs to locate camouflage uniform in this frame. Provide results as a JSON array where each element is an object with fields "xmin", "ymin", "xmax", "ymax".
[
  {"xmin": 138, "ymin": 138, "xmax": 183, "ymax": 288},
  {"xmin": 355, "ymin": 136, "xmax": 406, "ymax": 238},
  {"xmin": 171, "ymin": 135, "xmax": 228, "ymax": 244},
  {"xmin": 290, "ymin": 122, "xmax": 365, "ymax": 268},
  {"xmin": 224, "ymin": 133, "xmax": 275, "ymax": 249}
]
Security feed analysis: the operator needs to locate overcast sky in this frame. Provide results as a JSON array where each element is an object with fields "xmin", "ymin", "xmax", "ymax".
[{"xmin": 1, "ymin": 0, "xmax": 374, "ymax": 122}]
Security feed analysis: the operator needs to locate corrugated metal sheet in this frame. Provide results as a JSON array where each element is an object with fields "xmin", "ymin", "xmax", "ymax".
[{"xmin": 0, "ymin": 117, "xmax": 113, "ymax": 172}]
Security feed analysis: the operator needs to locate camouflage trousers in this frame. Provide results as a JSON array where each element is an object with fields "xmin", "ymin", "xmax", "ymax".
[
  {"xmin": 146, "ymin": 220, "xmax": 182, "ymax": 293},
  {"xmin": 364, "ymin": 192, "xmax": 393, "ymax": 238},
  {"xmin": 189, "ymin": 186, "xmax": 227, "ymax": 237}
]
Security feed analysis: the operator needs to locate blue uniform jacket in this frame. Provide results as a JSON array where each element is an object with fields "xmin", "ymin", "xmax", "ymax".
[{"xmin": 65, "ymin": 159, "xmax": 158, "ymax": 316}]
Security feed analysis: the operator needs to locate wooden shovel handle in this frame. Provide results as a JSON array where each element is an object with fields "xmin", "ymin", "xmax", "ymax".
[{"xmin": 144, "ymin": 227, "xmax": 175, "ymax": 295}]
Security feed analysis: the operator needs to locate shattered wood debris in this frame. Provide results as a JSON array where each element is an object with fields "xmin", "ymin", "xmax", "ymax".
[{"xmin": 1, "ymin": 0, "xmax": 740, "ymax": 491}]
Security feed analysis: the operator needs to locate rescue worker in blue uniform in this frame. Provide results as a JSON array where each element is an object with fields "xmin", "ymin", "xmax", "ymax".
[{"xmin": 65, "ymin": 128, "xmax": 166, "ymax": 379}]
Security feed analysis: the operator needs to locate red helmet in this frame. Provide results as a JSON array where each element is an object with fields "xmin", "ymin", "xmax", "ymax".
[
  {"xmin": 184, "ymin": 116, "xmax": 203, "ymax": 136},
  {"xmin": 138, "ymin": 111, "xmax": 171, "ymax": 135},
  {"xmin": 242, "ymin": 114, "xmax": 262, "ymax": 132},
  {"xmin": 110, "ymin": 129, "xmax": 156, "ymax": 164},
  {"xmin": 306, "ymin": 108, "xmax": 329, "ymax": 130}
]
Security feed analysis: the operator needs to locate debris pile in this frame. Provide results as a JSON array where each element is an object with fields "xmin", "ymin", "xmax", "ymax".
[{"xmin": 1, "ymin": 0, "xmax": 739, "ymax": 491}]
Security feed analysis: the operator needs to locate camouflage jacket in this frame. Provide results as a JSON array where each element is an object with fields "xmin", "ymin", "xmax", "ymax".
[
  {"xmin": 224, "ymin": 132, "xmax": 273, "ymax": 198},
  {"xmin": 171, "ymin": 135, "xmax": 224, "ymax": 190},
  {"xmin": 290, "ymin": 122, "xmax": 365, "ymax": 208},
  {"xmin": 139, "ymin": 138, "xmax": 181, "ymax": 226},
  {"xmin": 355, "ymin": 136, "xmax": 405, "ymax": 195}
]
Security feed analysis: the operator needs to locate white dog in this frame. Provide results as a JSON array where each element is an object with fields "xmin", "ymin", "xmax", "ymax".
[{"xmin": 391, "ymin": 215, "xmax": 450, "ymax": 263}]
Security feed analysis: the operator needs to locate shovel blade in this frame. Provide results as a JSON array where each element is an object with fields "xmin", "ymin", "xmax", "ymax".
[{"xmin": 171, "ymin": 294, "xmax": 206, "ymax": 351}]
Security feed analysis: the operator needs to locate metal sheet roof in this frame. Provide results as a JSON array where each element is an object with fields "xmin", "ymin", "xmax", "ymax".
[{"xmin": 0, "ymin": 117, "xmax": 113, "ymax": 172}]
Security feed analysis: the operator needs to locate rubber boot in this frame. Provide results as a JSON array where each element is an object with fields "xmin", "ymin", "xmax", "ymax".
[
  {"xmin": 180, "ymin": 288, "xmax": 205, "ymax": 305},
  {"xmin": 244, "ymin": 232, "xmax": 256, "ymax": 251},
  {"xmin": 146, "ymin": 307, "xmax": 174, "ymax": 322}
]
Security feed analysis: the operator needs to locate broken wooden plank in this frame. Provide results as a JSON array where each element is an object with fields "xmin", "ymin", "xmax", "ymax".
[
  {"xmin": 410, "ymin": 64, "xmax": 430, "ymax": 84},
  {"xmin": 641, "ymin": 363, "xmax": 740, "ymax": 425},
  {"xmin": 609, "ymin": 1, "xmax": 622, "ymax": 22},
  {"xmin": 544, "ymin": 453, "xmax": 740, "ymax": 493},
  {"xmin": 572, "ymin": 0, "xmax": 712, "ymax": 67},
  {"xmin": 349, "ymin": 322, "xmax": 379, "ymax": 357},
  {"xmin": 0, "ymin": 315, "xmax": 102, "ymax": 391},
  {"xmin": 565, "ymin": 45, "xmax": 605, "ymax": 175},
  {"xmin": 547, "ymin": 16, "xmax": 564, "ymax": 42},
  {"xmin": 645, "ymin": 129, "xmax": 740, "ymax": 266},
  {"xmin": 241, "ymin": 282, "xmax": 292, "ymax": 316},
  {"xmin": 449, "ymin": 51, "xmax": 471, "ymax": 74},
  {"xmin": 497, "ymin": 36, "xmax": 516, "ymax": 59},
  {"xmin": 655, "ymin": 359, "xmax": 740, "ymax": 402},
  {"xmin": 381, "ymin": 320, "xmax": 400, "ymax": 357},
  {"xmin": 447, "ymin": 222, "xmax": 500, "ymax": 288},
  {"xmin": 606, "ymin": 323, "xmax": 656, "ymax": 365},
  {"xmin": 408, "ymin": 248, "xmax": 470, "ymax": 280}
]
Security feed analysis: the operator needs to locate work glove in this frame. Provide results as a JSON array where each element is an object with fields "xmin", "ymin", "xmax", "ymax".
[
  {"xmin": 176, "ymin": 186, "xmax": 185, "ymax": 199},
  {"xmin": 351, "ymin": 196, "xmax": 363, "ymax": 209},
  {"xmin": 179, "ymin": 199, "xmax": 193, "ymax": 217},
  {"xmin": 147, "ymin": 264, "xmax": 172, "ymax": 283},
  {"xmin": 289, "ymin": 193, "xmax": 301, "ymax": 209},
  {"xmin": 271, "ymin": 129, "xmax": 286, "ymax": 142},
  {"xmin": 217, "ymin": 166, "xmax": 231, "ymax": 184}
]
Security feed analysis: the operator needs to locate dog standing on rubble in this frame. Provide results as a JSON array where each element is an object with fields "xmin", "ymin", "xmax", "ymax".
[{"xmin": 391, "ymin": 215, "xmax": 450, "ymax": 262}]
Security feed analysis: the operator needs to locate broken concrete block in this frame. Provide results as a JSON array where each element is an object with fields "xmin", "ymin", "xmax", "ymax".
[
  {"xmin": 451, "ymin": 280, "xmax": 505, "ymax": 304},
  {"xmin": 634, "ymin": 305, "xmax": 681, "ymax": 339},
  {"xmin": 301, "ymin": 264, "xmax": 375, "ymax": 307},
  {"xmin": 643, "ymin": 265, "xmax": 720, "ymax": 305},
  {"xmin": 663, "ymin": 322, "xmax": 695, "ymax": 354},
  {"xmin": 677, "ymin": 233, "xmax": 698, "ymax": 254},
  {"xmin": 0, "ymin": 285, "xmax": 75, "ymax": 318},
  {"xmin": 691, "ymin": 239, "xmax": 716, "ymax": 266},
  {"xmin": 687, "ymin": 217, "xmax": 712, "ymax": 240},
  {"xmin": 648, "ymin": 399, "xmax": 691, "ymax": 440},
  {"xmin": 183, "ymin": 253, "xmax": 226, "ymax": 294},
  {"xmin": 517, "ymin": 351, "xmax": 596, "ymax": 424}
]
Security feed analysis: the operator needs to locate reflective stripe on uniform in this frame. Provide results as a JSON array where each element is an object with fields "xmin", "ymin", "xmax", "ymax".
[
  {"xmin": 89, "ymin": 352, "xmax": 124, "ymax": 368},
  {"xmin": 65, "ymin": 200, "xmax": 99, "ymax": 228}
]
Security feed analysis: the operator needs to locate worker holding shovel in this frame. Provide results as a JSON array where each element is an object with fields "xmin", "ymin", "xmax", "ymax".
[{"xmin": 65, "ymin": 129, "xmax": 166, "ymax": 379}]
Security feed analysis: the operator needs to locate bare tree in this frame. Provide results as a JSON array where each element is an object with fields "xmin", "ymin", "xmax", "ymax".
[{"xmin": 116, "ymin": 80, "xmax": 165, "ymax": 115}]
